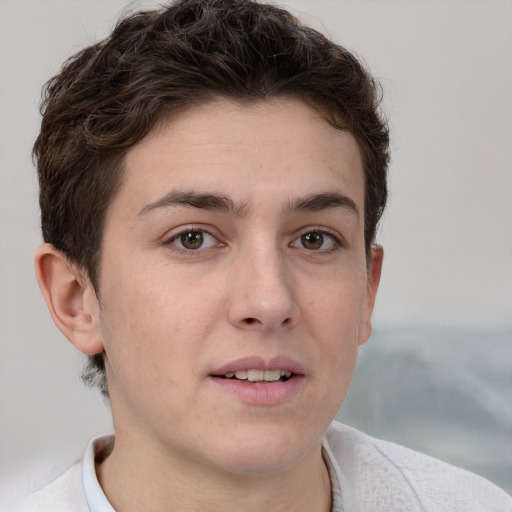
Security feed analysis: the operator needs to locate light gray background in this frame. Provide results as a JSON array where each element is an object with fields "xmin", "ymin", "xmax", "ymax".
[{"xmin": 1, "ymin": 0, "xmax": 511, "ymax": 507}]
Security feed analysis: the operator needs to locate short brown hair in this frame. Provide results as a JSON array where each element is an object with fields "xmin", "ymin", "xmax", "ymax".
[{"xmin": 34, "ymin": 0, "xmax": 389, "ymax": 395}]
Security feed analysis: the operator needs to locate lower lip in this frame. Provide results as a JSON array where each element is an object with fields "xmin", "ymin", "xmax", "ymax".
[{"xmin": 209, "ymin": 376, "xmax": 305, "ymax": 405}]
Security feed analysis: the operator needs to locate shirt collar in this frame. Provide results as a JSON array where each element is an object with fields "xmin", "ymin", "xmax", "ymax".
[
  {"xmin": 83, "ymin": 433, "xmax": 344, "ymax": 512},
  {"xmin": 322, "ymin": 435, "xmax": 344, "ymax": 512},
  {"xmin": 82, "ymin": 434, "xmax": 116, "ymax": 512}
]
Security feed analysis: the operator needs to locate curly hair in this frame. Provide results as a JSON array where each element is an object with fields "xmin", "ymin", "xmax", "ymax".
[{"xmin": 34, "ymin": 0, "xmax": 389, "ymax": 396}]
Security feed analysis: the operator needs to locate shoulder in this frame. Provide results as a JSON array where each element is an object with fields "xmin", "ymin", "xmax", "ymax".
[
  {"xmin": 8, "ymin": 434, "xmax": 115, "ymax": 512},
  {"xmin": 324, "ymin": 421, "xmax": 512, "ymax": 512},
  {"xmin": 8, "ymin": 462, "xmax": 89, "ymax": 512}
]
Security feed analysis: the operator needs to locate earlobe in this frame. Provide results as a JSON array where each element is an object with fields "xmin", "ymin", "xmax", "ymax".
[
  {"xmin": 34, "ymin": 243, "xmax": 104, "ymax": 355},
  {"xmin": 358, "ymin": 245, "xmax": 384, "ymax": 346}
]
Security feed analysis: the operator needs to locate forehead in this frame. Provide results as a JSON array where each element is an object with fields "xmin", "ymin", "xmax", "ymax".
[{"xmin": 116, "ymin": 98, "xmax": 365, "ymax": 216}]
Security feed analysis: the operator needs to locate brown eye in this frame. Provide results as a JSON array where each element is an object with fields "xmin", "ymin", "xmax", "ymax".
[
  {"xmin": 180, "ymin": 231, "xmax": 204, "ymax": 249},
  {"xmin": 291, "ymin": 230, "xmax": 340, "ymax": 252},
  {"xmin": 165, "ymin": 229, "xmax": 220, "ymax": 253},
  {"xmin": 301, "ymin": 232, "xmax": 323, "ymax": 250}
]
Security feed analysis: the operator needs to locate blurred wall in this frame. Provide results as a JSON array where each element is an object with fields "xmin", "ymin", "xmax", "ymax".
[{"xmin": 1, "ymin": 0, "xmax": 511, "ymax": 507}]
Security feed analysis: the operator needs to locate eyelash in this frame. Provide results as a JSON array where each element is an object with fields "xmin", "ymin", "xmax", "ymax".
[
  {"xmin": 290, "ymin": 227, "xmax": 345, "ymax": 253},
  {"xmin": 162, "ymin": 226, "xmax": 223, "ymax": 255},
  {"xmin": 162, "ymin": 226, "xmax": 345, "ymax": 255}
]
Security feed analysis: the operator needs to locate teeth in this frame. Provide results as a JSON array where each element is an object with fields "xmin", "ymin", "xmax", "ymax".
[
  {"xmin": 260, "ymin": 370, "xmax": 280, "ymax": 382},
  {"xmin": 225, "ymin": 370, "xmax": 293, "ymax": 382},
  {"xmin": 247, "ymin": 369, "xmax": 264, "ymax": 381}
]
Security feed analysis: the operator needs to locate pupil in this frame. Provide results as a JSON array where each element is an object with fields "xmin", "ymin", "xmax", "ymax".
[
  {"xmin": 181, "ymin": 231, "xmax": 203, "ymax": 249},
  {"xmin": 302, "ymin": 232, "xmax": 323, "ymax": 250}
]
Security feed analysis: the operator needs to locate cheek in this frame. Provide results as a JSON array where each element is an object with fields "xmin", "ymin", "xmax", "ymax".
[
  {"xmin": 98, "ymin": 262, "xmax": 225, "ymax": 376},
  {"xmin": 305, "ymin": 273, "xmax": 367, "ymax": 336},
  {"xmin": 304, "ymin": 272, "xmax": 367, "ymax": 371},
  {"xmin": 300, "ymin": 289, "xmax": 362, "ymax": 428}
]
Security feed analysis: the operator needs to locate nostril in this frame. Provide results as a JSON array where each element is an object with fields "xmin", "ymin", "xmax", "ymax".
[{"xmin": 242, "ymin": 316, "xmax": 292, "ymax": 327}]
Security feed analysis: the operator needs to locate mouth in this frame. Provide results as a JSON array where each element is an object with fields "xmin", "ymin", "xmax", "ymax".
[
  {"xmin": 210, "ymin": 355, "xmax": 305, "ymax": 382},
  {"xmin": 208, "ymin": 356, "xmax": 305, "ymax": 404},
  {"xmin": 216, "ymin": 369, "xmax": 294, "ymax": 383}
]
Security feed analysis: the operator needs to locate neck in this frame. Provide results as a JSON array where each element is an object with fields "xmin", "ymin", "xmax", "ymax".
[{"xmin": 97, "ymin": 432, "xmax": 332, "ymax": 512}]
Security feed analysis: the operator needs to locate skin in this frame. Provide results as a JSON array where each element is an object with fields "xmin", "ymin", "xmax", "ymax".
[{"xmin": 35, "ymin": 98, "xmax": 383, "ymax": 512}]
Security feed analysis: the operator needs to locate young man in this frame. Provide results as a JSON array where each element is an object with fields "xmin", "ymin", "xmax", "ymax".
[{"xmin": 14, "ymin": 0, "xmax": 512, "ymax": 511}]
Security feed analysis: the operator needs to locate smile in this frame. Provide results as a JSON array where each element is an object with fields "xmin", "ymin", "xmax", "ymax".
[
  {"xmin": 209, "ymin": 357, "xmax": 305, "ymax": 404},
  {"xmin": 222, "ymin": 369, "xmax": 293, "ymax": 382}
]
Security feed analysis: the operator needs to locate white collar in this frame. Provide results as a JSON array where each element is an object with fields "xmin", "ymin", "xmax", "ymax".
[
  {"xmin": 322, "ymin": 434, "xmax": 344, "ymax": 512},
  {"xmin": 82, "ymin": 433, "xmax": 344, "ymax": 512},
  {"xmin": 82, "ymin": 434, "xmax": 116, "ymax": 512}
]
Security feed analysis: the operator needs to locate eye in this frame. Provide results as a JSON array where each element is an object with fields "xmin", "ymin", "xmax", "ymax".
[
  {"xmin": 166, "ymin": 229, "xmax": 219, "ymax": 251},
  {"xmin": 291, "ymin": 230, "xmax": 340, "ymax": 251}
]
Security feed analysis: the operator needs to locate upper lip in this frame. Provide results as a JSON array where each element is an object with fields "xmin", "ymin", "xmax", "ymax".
[{"xmin": 210, "ymin": 355, "xmax": 306, "ymax": 376}]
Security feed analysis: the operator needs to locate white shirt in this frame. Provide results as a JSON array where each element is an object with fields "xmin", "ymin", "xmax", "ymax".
[{"xmin": 11, "ymin": 421, "xmax": 512, "ymax": 512}]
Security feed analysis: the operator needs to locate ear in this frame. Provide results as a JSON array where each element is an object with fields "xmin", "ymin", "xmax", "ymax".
[
  {"xmin": 358, "ymin": 245, "xmax": 383, "ymax": 346},
  {"xmin": 34, "ymin": 243, "xmax": 104, "ymax": 355}
]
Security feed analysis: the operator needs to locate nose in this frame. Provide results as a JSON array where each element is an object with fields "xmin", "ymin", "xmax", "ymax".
[{"xmin": 227, "ymin": 243, "xmax": 300, "ymax": 332}]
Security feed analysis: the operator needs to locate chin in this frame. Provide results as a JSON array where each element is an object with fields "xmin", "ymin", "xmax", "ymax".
[{"xmin": 206, "ymin": 421, "xmax": 322, "ymax": 476}]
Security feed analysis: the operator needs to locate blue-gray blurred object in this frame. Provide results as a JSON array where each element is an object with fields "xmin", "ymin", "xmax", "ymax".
[{"xmin": 337, "ymin": 326, "xmax": 512, "ymax": 494}]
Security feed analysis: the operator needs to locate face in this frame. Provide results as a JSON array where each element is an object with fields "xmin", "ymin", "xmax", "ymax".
[{"xmin": 90, "ymin": 98, "xmax": 381, "ymax": 476}]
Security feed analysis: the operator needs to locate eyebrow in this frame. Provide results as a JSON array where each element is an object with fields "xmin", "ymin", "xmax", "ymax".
[
  {"xmin": 286, "ymin": 192, "xmax": 359, "ymax": 217},
  {"xmin": 137, "ymin": 190, "xmax": 249, "ymax": 218},
  {"xmin": 137, "ymin": 190, "xmax": 359, "ymax": 219}
]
